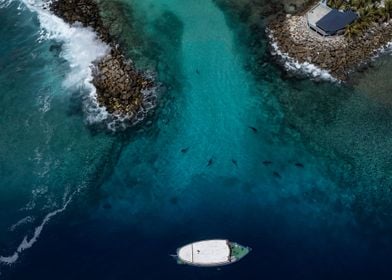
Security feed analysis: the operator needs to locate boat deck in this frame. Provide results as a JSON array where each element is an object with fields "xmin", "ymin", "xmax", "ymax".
[{"xmin": 177, "ymin": 240, "xmax": 230, "ymax": 265}]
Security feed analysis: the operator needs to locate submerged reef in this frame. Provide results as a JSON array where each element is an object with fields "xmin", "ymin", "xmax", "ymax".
[
  {"xmin": 50, "ymin": 0, "xmax": 156, "ymax": 123},
  {"xmin": 211, "ymin": 0, "xmax": 392, "ymax": 235}
]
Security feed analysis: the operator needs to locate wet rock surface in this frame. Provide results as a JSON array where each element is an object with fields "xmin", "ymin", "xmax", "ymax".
[
  {"xmin": 50, "ymin": 0, "xmax": 156, "ymax": 123},
  {"xmin": 93, "ymin": 49, "xmax": 155, "ymax": 117},
  {"xmin": 268, "ymin": 9, "xmax": 392, "ymax": 81},
  {"xmin": 50, "ymin": 0, "xmax": 111, "ymax": 42}
]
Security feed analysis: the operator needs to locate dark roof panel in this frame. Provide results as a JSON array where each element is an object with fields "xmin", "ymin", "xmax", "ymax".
[{"xmin": 316, "ymin": 9, "xmax": 358, "ymax": 34}]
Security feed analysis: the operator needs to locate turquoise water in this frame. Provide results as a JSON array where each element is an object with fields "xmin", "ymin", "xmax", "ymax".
[
  {"xmin": 0, "ymin": 0, "xmax": 119, "ymax": 264},
  {"xmin": 95, "ymin": 0, "xmax": 349, "ymax": 231},
  {"xmin": 1, "ymin": 0, "xmax": 392, "ymax": 278}
]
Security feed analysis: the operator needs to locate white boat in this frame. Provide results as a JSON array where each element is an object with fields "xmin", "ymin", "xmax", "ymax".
[{"xmin": 174, "ymin": 239, "xmax": 251, "ymax": 267}]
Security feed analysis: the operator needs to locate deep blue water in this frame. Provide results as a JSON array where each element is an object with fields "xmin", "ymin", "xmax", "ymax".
[{"xmin": 1, "ymin": 0, "xmax": 392, "ymax": 279}]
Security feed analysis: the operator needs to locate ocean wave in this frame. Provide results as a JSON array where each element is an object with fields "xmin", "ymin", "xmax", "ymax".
[
  {"xmin": 2, "ymin": 0, "xmax": 157, "ymax": 130},
  {"xmin": 371, "ymin": 40, "xmax": 392, "ymax": 61},
  {"xmin": 0, "ymin": 0, "xmax": 113, "ymax": 270},
  {"xmin": 4, "ymin": 0, "xmax": 112, "ymax": 126},
  {"xmin": 27, "ymin": 0, "xmax": 112, "ymax": 123},
  {"xmin": 9, "ymin": 216, "xmax": 35, "ymax": 232},
  {"xmin": 267, "ymin": 29, "xmax": 337, "ymax": 83},
  {"xmin": 0, "ymin": 191, "xmax": 75, "ymax": 266}
]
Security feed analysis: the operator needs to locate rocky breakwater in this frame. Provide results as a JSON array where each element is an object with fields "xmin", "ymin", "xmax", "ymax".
[
  {"xmin": 268, "ymin": 13, "xmax": 392, "ymax": 81},
  {"xmin": 93, "ymin": 49, "xmax": 155, "ymax": 118},
  {"xmin": 50, "ymin": 0, "xmax": 156, "ymax": 124}
]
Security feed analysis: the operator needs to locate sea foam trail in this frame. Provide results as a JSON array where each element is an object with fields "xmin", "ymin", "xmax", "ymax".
[
  {"xmin": 0, "ymin": 0, "xmax": 108, "ymax": 266},
  {"xmin": 9, "ymin": 216, "xmax": 35, "ymax": 232},
  {"xmin": 0, "ymin": 192, "xmax": 74, "ymax": 265},
  {"xmin": 18, "ymin": 0, "xmax": 111, "ymax": 123},
  {"xmin": 267, "ymin": 30, "xmax": 337, "ymax": 83}
]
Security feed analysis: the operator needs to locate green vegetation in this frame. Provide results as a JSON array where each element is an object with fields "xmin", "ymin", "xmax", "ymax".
[
  {"xmin": 326, "ymin": 0, "xmax": 392, "ymax": 38},
  {"xmin": 230, "ymin": 243, "xmax": 250, "ymax": 260}
]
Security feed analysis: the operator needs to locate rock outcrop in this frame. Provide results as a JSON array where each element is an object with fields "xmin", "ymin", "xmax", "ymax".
[
  {"xmin": 50, "ymin": 0, "xmax": 156, "ymax": 123},
  {"xmin": 93, "ymin": 49, "xmax": 155, "ymax": 117},
  {"xmin": 268, "ymin": 12, "xmax": 392, "ymax": 81}
]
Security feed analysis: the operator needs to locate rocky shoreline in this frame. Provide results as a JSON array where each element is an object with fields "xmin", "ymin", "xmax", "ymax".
[
  {"xmin": 268, "ymin": 7, "xmax": 392, "ymax": 81},
  {"xmin": 49, "ymin": 0, "xmax": 156, "ymax": 123}
]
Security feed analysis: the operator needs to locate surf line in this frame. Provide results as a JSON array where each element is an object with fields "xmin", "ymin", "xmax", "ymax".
[
  {"xmin": 0, "ymin": 192, "xmax": 76, "ymax": 266},
  {"xmin": 8, "ymin": 0, "xmax": 156, "ymax": 130}
]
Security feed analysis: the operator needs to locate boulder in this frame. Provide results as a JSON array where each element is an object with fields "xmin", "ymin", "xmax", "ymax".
[{"xmin": 50, "ymin": 0, "xmax": 156, "ymax": 122}]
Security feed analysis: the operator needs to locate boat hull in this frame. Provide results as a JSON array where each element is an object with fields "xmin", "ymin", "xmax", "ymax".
[{"xmin": 175, "ymin": 239, "xmax": 250, "ymax": 267}]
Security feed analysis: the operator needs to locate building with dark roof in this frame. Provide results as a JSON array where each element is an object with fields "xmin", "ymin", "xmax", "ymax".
[
  {"xmin": 316, "ymin": 9, "xmax": 358, "ymax": 35},
  {"xmin": 307, "ymin": 2, "xmax": 358, "ymax": 36}
]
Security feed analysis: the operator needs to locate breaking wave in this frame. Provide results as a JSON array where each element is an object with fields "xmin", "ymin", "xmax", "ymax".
[
  {"xmin": 0, "ymin": 0, "xmax": 110, "ymax": 269},
  {"xmin": 1, "ymin": 0, "xmax": 158, "ymax": 131},
  {"xmin": 26, "ymin": 0, "xmax": 111, "ymax": 124},
  {"xmin": 372, "ymin": 40, "xmax": 392, "ymax": 62},
  {"xmin": 267, "ymin": 29, "xmax": 337, "ymax": 83},
  {"xmin": 3, "ymin": 0, "xmax": 112, "ymax": 125}
]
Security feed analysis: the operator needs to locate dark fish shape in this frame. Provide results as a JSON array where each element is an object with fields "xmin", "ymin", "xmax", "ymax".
[
  {"xmin": 181, "ymin": 147, "xmax": 190, "ymax": 153},
  {"xmin": 294, "ymin": 162, "xmax": 304, "ymax": 168},
  {"xmin": 249, "ymin": 126, "xmax": 258, "ymax": 133},
  {"xmin": 196, "ymin": 69, "xmax": 200, "ymax": 75},
  {"xmin": 272, "ymin": 171, "xmax": 282, "ymax": 179},
  {"xmin": 231, "ymin": 159, "xmax": 238, "ymax": 167},
  {"xmin": 262, "ymin": 160, "xmax": 273, "ymax": 166},
  {"xmin": 207, "ymin": 158, "xmax": 214, "ymax": 167}
]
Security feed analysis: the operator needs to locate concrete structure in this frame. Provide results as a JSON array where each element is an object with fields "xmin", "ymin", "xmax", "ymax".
[
  {"xmin": 306, "ymin": 1, "xmax": 358, "ymax": 36},
  {"xmin": 307, "ymin": 2, "xmax": 332, "ymax": 36}
]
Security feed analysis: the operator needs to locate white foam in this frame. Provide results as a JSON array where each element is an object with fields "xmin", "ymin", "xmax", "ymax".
[
  {"xmin": 0, "ymin": 192, "xmax": 75, "ymax": 265},
  {"xmin": 371, "ymin": 28, "xmax": 392, "ymax": 61},
  {"xmin": 105, "ymin": 86, "xmax": 158, "ymax": 131},
  {"xmin": 2, "ymin": 0, "xmax": 157, "ymax": 130},
  {"xmin": 37, "ymin": 94, "xmax": 52, "ymax": 113},
  {"xmin": 9, "ymin": 216, "xmax": 35, "ymax": 232},
  {"xmin": 0, "ymin": 0, "xmax": 134, "ymax": 269},
  {"xmin": 0, "ymin": 0, "xmax": 12, "ymax": 7},
  {"xmin": 267, "ymin": 29, "xmax": 337, "ymax": 82},
  {"xmin": 13, "ymin": 0, "xmax": 111, "ymax": 124}
]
